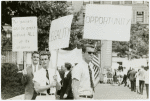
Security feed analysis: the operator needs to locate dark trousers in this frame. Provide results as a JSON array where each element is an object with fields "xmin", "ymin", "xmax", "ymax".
[
  {"xmin": 65, "ymin": 97, "xmax": 74, "ymax": 100},
  {"xmin": 131, "ymin": 80, "xmax": 136, "ymax": 91},
  {"xmin": 145, "ymin": 84, "xmax": 149, "ymax": 98},
  {"xmin": 139, "ymin": 80, "xmax": 145, "ymax": 94},
  {"xmin": 121, "ymin": 75, "xmax": 127, "ymax": 86},
  {"xmin": 31, "ymin": 90, "xmax": 37, "ymax": 100}
]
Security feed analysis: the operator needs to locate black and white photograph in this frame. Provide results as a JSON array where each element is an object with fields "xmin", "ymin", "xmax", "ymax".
[{"xmin": 1, "ymin": 1, "xmax": 149, "ymax": 100}]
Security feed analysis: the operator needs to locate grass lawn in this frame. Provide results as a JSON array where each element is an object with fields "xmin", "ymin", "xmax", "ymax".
[{"xmin": 1, "ymin": 84, "xmax": 25, "ymax": 100}]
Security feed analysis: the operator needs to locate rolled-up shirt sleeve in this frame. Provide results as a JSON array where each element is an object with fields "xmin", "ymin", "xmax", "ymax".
[{"xmin": 72, "ymin": 64, "xmax": 82, "ymax": 81}]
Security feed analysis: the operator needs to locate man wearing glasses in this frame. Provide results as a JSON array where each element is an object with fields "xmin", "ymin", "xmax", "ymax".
[
  {"xmin": 72, "ymin": 44, "xmax": 95, "ymax": 100},
  {"xmin": 33, "ymin": 51, "xmax": 61, "ymax": 100},
  {"xmin": 22, "ymin": 51, "xmax": 41, "ymax": 100}
]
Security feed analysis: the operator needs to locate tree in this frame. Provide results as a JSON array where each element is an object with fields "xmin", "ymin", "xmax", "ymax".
[
  {"xmin": 2, "ymin": 1, "xmax": 102, "ymax": 52},
  {"xmin": 2, "ymin": 1, "xmax": 69, "ymax": 51},
  {"xmin": 112, "ymin": 22, "xmax": 149, "ymax": 59}
]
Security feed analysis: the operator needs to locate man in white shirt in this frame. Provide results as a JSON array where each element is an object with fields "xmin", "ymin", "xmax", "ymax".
[
  {"xmin": 33, "ymin": 51, "xmax": 61, "ymax": 100},
  {"xmin": 144, "ymin": 66, "xmax": 149, "ymax": 99},
  {"xmin": 72, "ymin": 44, "xmax": 95, "ymax": 100},
  {"xmin": 139, "ymin": 66, "xmax": 145, "ymax": 95},
  {"xmin": 21, "ymin": 51, "xmax": 42, "ymax": 100}
]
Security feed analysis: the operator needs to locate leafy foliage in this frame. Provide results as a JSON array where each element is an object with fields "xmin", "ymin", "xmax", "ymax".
[
  {"xmin": 113, "ymin": 23, "xmax": 149, "ymax": 59},
  {"xmin": 1, "ymin": 63, "xmax": 22, "ymax": 86},
  {"xmin": 2, "ymin": 2, "xmax": 149, "ymax": 58},
  {"xmin": 2, "ymin": 1, "xmax": 68, "ymax": 51}
]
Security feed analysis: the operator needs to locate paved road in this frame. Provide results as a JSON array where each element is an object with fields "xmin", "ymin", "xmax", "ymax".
[
  {"xmin": 94, "ymin": 84, "xmax": 147, "ymax": 100},
  {"xmin": 8, "ymin": 84, "xmax": 148, "ymax": 100}
]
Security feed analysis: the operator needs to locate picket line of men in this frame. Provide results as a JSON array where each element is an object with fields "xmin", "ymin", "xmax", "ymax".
[{"xmin": 21, "ymin": 44, "xmax": 97, "ymax": 100}]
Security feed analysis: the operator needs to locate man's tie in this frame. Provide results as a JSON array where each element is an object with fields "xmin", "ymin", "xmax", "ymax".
[
  {"xmin": 46, "ymin": 69, "xmax": 50, "ymax": 94},
  {"xmin": 34, "ymin": 66, "xmax": 36, "ymax": 73},
  {"xmin": 88, "ymin": 65, "xmax": 95, "ymax": 92}
]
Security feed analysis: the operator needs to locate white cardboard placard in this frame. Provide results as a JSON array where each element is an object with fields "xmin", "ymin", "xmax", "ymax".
[{"xmin": 83, "ymin": 5, "xmax": 132, "ymax": 41}]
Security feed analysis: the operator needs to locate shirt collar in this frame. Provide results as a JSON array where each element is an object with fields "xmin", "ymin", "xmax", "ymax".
[
  {"xmin": 32, "ymin": 63, "xmax": 39, "ymax": 68},
  {"xmin": 65, "ymin": 71, "xmax": 69, "ymax": 74}
]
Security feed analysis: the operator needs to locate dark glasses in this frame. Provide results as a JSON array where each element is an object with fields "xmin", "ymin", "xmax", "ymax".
[{"xmin": 87, "ymin": 52, "xmax": 95, "ymax": 54}]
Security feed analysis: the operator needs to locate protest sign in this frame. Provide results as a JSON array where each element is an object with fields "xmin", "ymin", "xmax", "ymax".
[
  {"xmin": 49, "ymin": 15, "xmax": 73, "ymax": 50},
  {"xmin": 12, "ymin": 17, "xmax": 37, "ymax": 51},
  {"xmin": 83, "ymin": 5, "xmax": 132, "ymax": 41}
]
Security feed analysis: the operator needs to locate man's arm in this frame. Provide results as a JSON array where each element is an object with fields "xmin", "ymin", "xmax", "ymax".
[
  {"xmin": 21, "ymin": 68, "xmax": 28, "ymax": 85},
  {"xmin": 21, "ymin": 75, "xmax": 28, "ymax": 85},
  {"xmin": 72, "ymin": 78, "xmax": 80, "ymax": 100},
  {"xmin": 33, "ymin": 81, "xmax": 53, "ymax": 93}
]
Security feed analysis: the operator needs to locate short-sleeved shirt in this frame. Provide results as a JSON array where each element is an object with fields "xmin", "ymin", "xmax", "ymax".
[
  {"xmin": 145, "ymin": 70, "xmax": 149, "ymax": 84},
  {"xmin": 72, "ymin": 60, "xmax": 93, "ymax": 95},
  {"xmin": 33, "ymin": 67, "xmax": 61, "ymax": 94},
  {"xmin": 139, "ymin": 68, "xmax": 145, "ymax": 81}
]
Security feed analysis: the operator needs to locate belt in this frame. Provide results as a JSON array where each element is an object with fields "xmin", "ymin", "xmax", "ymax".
[
  {"xmin": 79, "ymin": 95, "xmax": 93, "ymax": 98},
  {"xmin": 37, "ymin": 93, "xmax": 55, "ymax": 96}
]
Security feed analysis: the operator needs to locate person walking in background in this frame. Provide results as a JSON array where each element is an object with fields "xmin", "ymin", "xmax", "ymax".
[
  {"xmin": 60, "ymin": 62, "xmax": 73, "ymax": 100},
  {"xmin": 135, "ymin": 69, "xmax": 140, "ymax": 94},
  {"xmin": 128, "ymin": 68, "xmax": 137, "ymax": 92},
  {"xmin": 117, "ymin": 69, "xmax": 123, "ymax": 86},
  {"xmin": 113, "ymin": 69, "xmax": 118, "ymax": 84},
  {"xmin": 121, "ymin": 67, "xmax": 128, "ymax": 87},
  {"xmin": 139, "ymin": 66, "xmax": 145, "ymax": 95},
  {"xmin": 21, "ymin": 51, "xmax": 41, "ymax": 100},
  {"xmin": 118, "ymin": 64, "xmax": 123, "ymax": 71},
  {"xmin": 127, "ymin": 68, "xmax": 132, "ymax": 88},
  {"xmin": 144, "ymin": 66, "xmax": 149, "ymax": 99}
]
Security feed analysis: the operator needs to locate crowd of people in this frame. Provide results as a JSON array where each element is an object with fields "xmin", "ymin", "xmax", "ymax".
[
  {"xmin": 21, "ymin": 44, "xmax": 96, "ymax": 100},
  {"xmin": 112, "ymin": 65, "xmax": 149, "ymax": 99},
  {"xmin": 20, "ymin": 43, "xmax": 149, "ymax": 100}
]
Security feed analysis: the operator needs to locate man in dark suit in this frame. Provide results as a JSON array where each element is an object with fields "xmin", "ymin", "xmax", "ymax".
[
  {"xmin": 128, "ymin": 68, "xmax": 137, "ymax": 92},
  {"xmin": 21, "ymin": 51, "xmax": 42, "ymax": 100},
  {"xmin": 57, "ymin": 66, "xmax": 65, "ymax": 97},
  {"xmin": 60, "ymin": 63, "xmax": 73, "ymax": 100}
]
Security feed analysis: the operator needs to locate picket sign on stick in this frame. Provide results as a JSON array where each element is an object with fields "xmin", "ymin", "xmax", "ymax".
[
  {"xmin": 12, "ymin": 17, "xmax": 38, "ymax": 72},
  {"xmin": 83, "ymin": 5, "xmax": 132, "ymax": 85},
  {"xmin": 49, "ymin": 15, "xmax": 73, "ymax": 75},
  {"xmin": 54, "ymin": 49, "xmax": 59, "ymax": 74},
  {"xmin": 83, "ymin": 5, "xmax": 132, "ymax": 41}
]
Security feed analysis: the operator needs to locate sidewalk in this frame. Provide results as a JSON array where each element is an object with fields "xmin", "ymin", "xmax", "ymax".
[
  {"xmin": 94, "ymin": 84, "xmax": 147, "ymax": 100},
  {"xmin": 7, "ymin": 94, "xmax": 24, "ymax": 100},
  {"xmin": 7, "ymin": 84, "xmax": 148, "ymax": 100}
]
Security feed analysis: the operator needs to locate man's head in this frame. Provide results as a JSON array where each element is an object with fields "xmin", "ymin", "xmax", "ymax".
[
  {"xmin": 64, "ymin": 62, "xmax": 72, "ymax": 71},
  {"xmin": 40, "ymin": 51, "xmax": 51, "ymax": 69},
  {"xmin": 31, "ymin": 51, "xmax": 40, "ymax": 65},
  {"xmin": 82, "ymin": 44, "xmax": 95, "ymax": 63}
]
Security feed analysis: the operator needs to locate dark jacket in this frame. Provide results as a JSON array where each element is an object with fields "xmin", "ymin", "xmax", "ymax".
[
  {"xmin": 57, "ymin": 70, "xmax": 65, "ymax": 95},
  {"xmin": 128, "ymin": 70, "xmax": 137, "ymax": 81},
  {"xmin": 60, "ymin": 71, "xmax": 73, "ymax": 99}
]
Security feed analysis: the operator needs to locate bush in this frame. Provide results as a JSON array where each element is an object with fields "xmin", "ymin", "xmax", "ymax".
[{"xmin": 1, "ymin": 63, "xmax": 22, "ymax": 87}]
